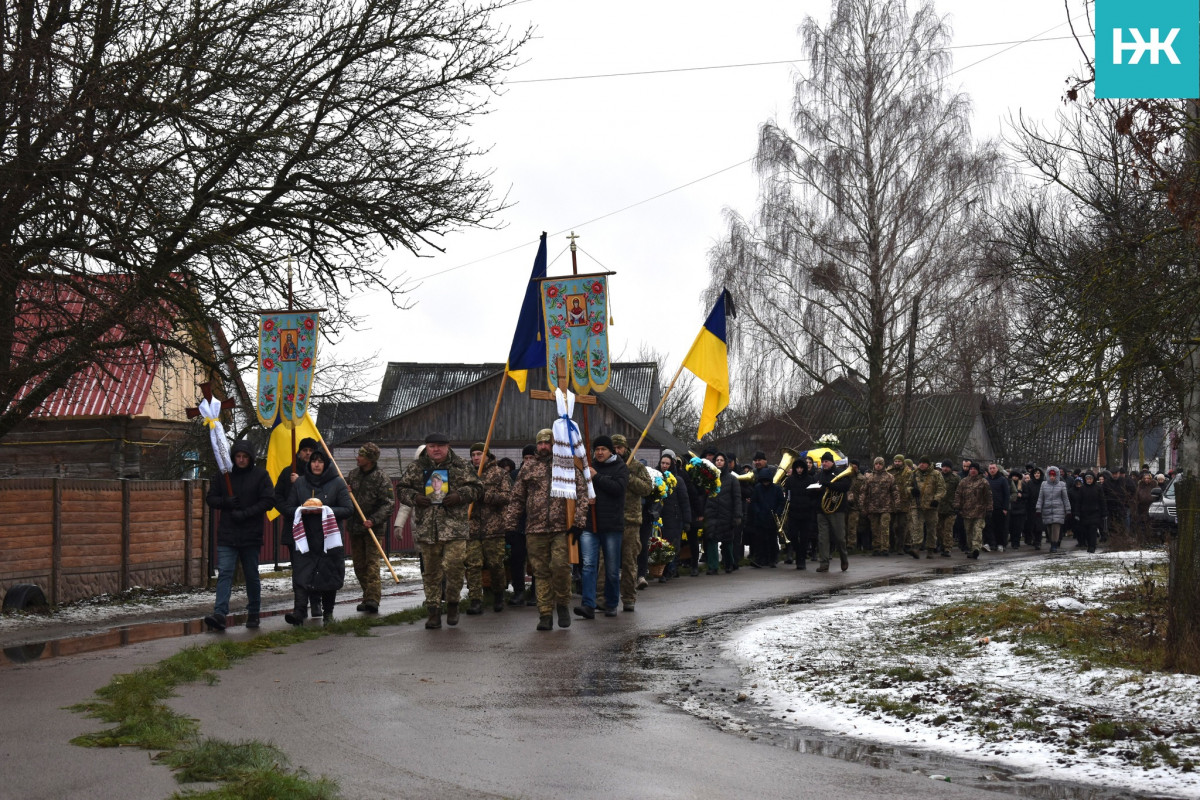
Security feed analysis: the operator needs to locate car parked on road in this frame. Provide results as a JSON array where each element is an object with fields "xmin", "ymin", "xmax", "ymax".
[{"xmin": 1149, "ymin": 475, "xmax": 1177, "ymax": 534}]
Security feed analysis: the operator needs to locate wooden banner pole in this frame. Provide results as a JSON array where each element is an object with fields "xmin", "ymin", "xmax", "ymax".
[
  {"xmin": 315, "ymin": 433, "xmax": 401, "ymax": 584},
  {"xmin": 626, "ymin": 362, "xmax": 687, "ymax": 465}
]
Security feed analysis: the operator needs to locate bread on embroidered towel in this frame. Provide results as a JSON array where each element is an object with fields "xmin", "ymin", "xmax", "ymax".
[
  {"xmin": 291, "ymin": 505, "xmax": 343, "ymax": 554},
  {"xmin": 550, "ymin": 388, "xmax": 595, "ymax": 500}
]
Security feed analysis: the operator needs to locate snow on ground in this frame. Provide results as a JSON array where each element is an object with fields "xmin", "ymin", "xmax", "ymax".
[
  {"xmin": 682, "ymin": 551, "xmax": 1200, "ymax": 798},
  {"xmin": 0, "ymin": 558, "xmax": 424, "ymax": 636}
]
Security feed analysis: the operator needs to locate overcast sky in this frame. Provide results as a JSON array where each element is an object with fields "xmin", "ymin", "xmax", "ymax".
[{"xmin": 324, "ymin": 0, "xmax": 1092, "ymax": 403}]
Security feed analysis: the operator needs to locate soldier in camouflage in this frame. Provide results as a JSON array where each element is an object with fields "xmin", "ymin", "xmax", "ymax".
[
  {"xmin": 887, "ymin": 454, "xmax": 917, "ymax": 557},
  {"xmin": 611, "ymin": 434, "xmax": 653, "ymax": 612},
  {"xmin": 937, "ymin": 460, "xmax": 960, "ymax": 556},
  {"xmin": 345, "ymin": 442, "xmax": 396, "ymax": 614},
  {"xmin": 503, "ymin": 428, "xmax": 589, "ymax": 631},
  {"xmin": 860, "ymin": 456, "xmax": 899, "ymax": 555},
  {"xmin": 913, "ymin": 456, "xmax": 947, "ymax": 558},
  {"xmin": 845, "ymin": 460, "xmax": 866, "ymax": 551},
  {"xmin": 465, "ymin": 442, "xmax": 512, "ymax": 614},
  {"xmin": 395, "ymin": 432, "xmax": 483, "ymax": 629},
  {"xmin": 955, "ymin": 461, "xmax": 993, "ymax": 558}
]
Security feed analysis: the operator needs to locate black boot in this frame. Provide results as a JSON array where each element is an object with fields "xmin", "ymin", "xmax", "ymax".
[
  {"xmin": 204, "ymin": 612, "xmax": 227, "ymax": 631},
  {"xmin": 557, "ymin": 605, "xmax": 572, "ymax": 628},
  {"xmin": 466, "ymin": 599, "xmax": 483, "ymax": 615},
  {"xmin": 446, "ymin": 603, "xmax": 460, "ymax": 626},
  {"xmin": 245, "ymin": 612, "xmax": 260, "ymax": 629},
  {"xmin": 536, "ymin": 615, "xmax": 553, "ymax": 631},
  {"xmin": 284, "ymin": 610, "xmax": 305, "ymax": 626},
  {"xmin": 425, "ymin": 605, "xmax": 442, "ymax": 629},
  {"xmin": 508, "ymin": 590, "xmax": 525, "ymax": 606}
]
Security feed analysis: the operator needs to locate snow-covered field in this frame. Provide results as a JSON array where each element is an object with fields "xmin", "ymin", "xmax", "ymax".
[
  {"xmin": 0, "ymin": 558, "xmax": 423, "ymax": 638},
  {"xmin": 685, "ymin": 552, "xmax": 1200, "ymax": 798}
]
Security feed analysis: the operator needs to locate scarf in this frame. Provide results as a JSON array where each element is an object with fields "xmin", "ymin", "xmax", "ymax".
[
  {"xmin": 551, "ymin": 388, "xmax": 595, "ymax": 500},
  {"xmin": 291, "ymin": 506, "xmax": 342, "ymax": 554}
]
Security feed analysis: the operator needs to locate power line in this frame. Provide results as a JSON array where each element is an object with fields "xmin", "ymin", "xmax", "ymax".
[{"xmin": 506, "ymin": 34, "xmax": 1090, "ymax": 86}]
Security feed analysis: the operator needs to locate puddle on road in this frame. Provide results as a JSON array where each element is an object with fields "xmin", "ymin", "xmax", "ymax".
[{"xmin": 0, "ymin": 588, "xmax": 421, "ymax": 668}]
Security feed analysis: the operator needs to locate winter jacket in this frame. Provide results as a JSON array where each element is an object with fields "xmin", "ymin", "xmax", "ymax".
[
  {"xmin": 503, "ymin": 453, "xmax": 589, "ymax": 535},
  {"xmin": 623, "ymin": 459, "xmax": 654, "ymax": 528},
  {"xmin": 658, "ymin": 466, "xmax": 692, "ymax": 546},
  {"xmin": 395, "ymin": 448, "xmax": 484, "ymax": 544},
  {"xmin": 860, "ymin": 469, "xmax": 899, "ymax": 514},
  {"xmin": 955, "ymin": 474, "xmax": 993, "ymax": 520},
  {"xmin": 847, "ymin": 470, "xmax": 867, "ymax": 512},
  {"xmin": 1075, "ymin": 476, "xmax": 1108, "ymax": 524},
  {"xmin": 206, "ymin": 440, "xmax": 276, "ymax": 549},
  {"xmin": 746, "ymin": 469, "xmax": 785, "ymax": 532},
  {"xmin": 589, "ymin": 455, "xmax": 629, "ymax": 533},
  {"xmin": 704, "ymin": 467, "xmax": 742, "ymax": 543},
  {"xmin": 985, "ymin": 470, "xmax": 1011, "ymax": 513},
  {"xmin": 938, "ymin": 471, "xmax": 961, "ymax": 518},
  {"xmin": 887, "ymin": 464, "xmax": 916, "ymax": 511},
  {"xmin": 1009, "ymin": 477, "xmax": 1027, "ymax": 519},
  {"xmin": 914, "ymin": 467, "xmax": 947, "ymax": 511},
  {"xmin": 467, "ymin": 458, "xmax": 512, "ymax": 540},
  {"xmin": 1025, "ymin": 473, "xmax": 1044, "ymax": 516},
  {"xmin": 1035, "ymin": 472, "xmax": 1072, "ymax": 524},
  {"xmin": 280, "ymin": 464, "xmax": 352, "ymax": 592},
  {"xmin": 345, "ymin": 463, "xmax": 395, "ymax": 539},
  {"xmin": 785, "ymin": 466, "xmax": 819, "ymax": 520},
  {"xmin": 810, "ymin": 465, "xmax": 853, "ymax": 515}
]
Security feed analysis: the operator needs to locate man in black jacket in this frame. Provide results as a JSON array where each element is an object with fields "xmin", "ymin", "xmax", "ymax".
[
  {"xmin": 205, "ymin": 440, "xmax": 276, "ymax": 631},
  {"xmin": 576, "ymin": 435, "xmax": 628, "ymax": 619}
]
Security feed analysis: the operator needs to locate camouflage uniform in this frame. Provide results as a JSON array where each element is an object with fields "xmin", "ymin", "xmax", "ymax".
[
  {"xmin": 938, "ymin": 469, "xmax": 961, "ymax": 552},
  {"xmin": 860, "ymin": 463, "xmax": 898, "ymax": 553},
  {"xmin": 955, "ymin": 471, "xmax": 993, "ymax": 553},
  {"xmin": 845, "ymin": 467, "xmax": 866, "ymax": 551},
  {"xmin": 345, "ymin": 452, "xmax": 396, "ymax": 609},
  {"xmin": 913, "ymin": 464, "xmax": 947, "ymax": 554},
  {"xmin": 620, "ymin": 454, "xmax": 654, "ymax": 608},
  {"xmin": 395, "ymin": 448, "xmax": 483, "ymax": 612},
  {"xmin": 887, "ymin": 458, "xmax": 916, "ymax": 551},
  {"xmin": 465, "ymin": 457, "xmax": 512, "ymax": 605},
  {"xmin": 503, "ymin": 453, "xmax": 589, "ymax": 617}
]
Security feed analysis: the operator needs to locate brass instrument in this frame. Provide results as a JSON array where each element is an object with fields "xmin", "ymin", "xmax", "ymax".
[
  {"xmin": 772, "ymin": 448, "xmax": 799, "ymax": 485},
  {"xmin": 735, "ymin": 469, "xmax": 756, "ymax": 483},
  {"xmin": 820, "ymin": 464, "xmax": 857, "ymax": 514},
  {"xmin": 772, "ymin": 448, "xmax": 799, "ymax": 547}
]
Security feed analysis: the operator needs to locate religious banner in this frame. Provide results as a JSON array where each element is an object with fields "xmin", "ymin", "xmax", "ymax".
[
  {"xmin": 256, "ymin": 310, "xmax": 321, "ymax": 428},
  {"xmin": 539, "ymin": 273, "xmax": 611, "ymax": 393}
]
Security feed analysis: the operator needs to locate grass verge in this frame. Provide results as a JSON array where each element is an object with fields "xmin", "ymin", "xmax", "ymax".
[{"xmin": 69, "ymin": 604, "xmax": 428, "ymax": 797}]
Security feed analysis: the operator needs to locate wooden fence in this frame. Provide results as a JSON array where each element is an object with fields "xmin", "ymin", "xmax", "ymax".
[{"xmin": 0, "ymin": 478, "xmax": 207, "ymax": 605}]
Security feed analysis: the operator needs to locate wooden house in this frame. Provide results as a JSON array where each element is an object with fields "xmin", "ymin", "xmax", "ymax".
[{"xmin": 317, "ymin": 361, "xmax": 689, "ymax": 469}]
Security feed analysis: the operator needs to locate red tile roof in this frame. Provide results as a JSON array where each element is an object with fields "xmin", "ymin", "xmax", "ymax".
[{"xmin": 11, "ymin": 276, "xmax": 170, "ymax": 418}]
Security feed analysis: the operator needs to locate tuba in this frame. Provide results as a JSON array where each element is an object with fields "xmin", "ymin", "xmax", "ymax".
[
  {"xmin": 772, "ymin": 448, "xmax": 800, "ymax": 547},
  {"xmin": 821, "ymin": 464, "xmax": 857, "ymax": 514}
]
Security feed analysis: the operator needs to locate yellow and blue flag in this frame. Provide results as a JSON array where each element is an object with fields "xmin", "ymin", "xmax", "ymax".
[
  {"xmin": 681, "ymin": 289, "xmax": 735, "ymax": 439},
  {"xmin": 505, "ymin": 232, "xmax": 548, "ymax": 392},
  {"xmin": 264, "ymin": 412, "xmax": 322, "ymax": 520}
]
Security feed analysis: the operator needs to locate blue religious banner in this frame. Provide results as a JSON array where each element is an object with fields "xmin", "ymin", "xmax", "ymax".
[
  {"xmin": 539, "ymin": 273, "xmax": 611, "ymax": 393},
  {"xmin": 256, "ymin": 309, "xmax": 321, "ymax": 428}
]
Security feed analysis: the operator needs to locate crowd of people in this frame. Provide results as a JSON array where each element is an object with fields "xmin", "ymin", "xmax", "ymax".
[{"xmin": 200, "ymin": 428, "xmax": 1173, "ymax": 634}]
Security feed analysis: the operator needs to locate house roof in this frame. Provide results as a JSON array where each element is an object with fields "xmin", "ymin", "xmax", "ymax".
[
  {"xmin": 377, "ymin": 362, "xmax": 502, "ymax": 419},
  {"xmin": 607, "ymin": 362, "xmax": 659, "ymax": 415},
  {"xmin": 990, "ymin": 402, "xmax": 1100, "ymax": 470},
  {"xmin": 12, "ymin": 277, "xmax": 168, "ymax": 418}
]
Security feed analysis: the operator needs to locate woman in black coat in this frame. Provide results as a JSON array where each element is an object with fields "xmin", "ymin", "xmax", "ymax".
[
  {"xmin": 784, "ymin": 459, "xmax": 819, "ymax": 569},
  {"xmin": 657, "ymin": 452, "xmax": 692, "ymax": 581},
  {"xmin": 280, "ymin": 449, "xmax": 352, "ymax": 624},
  {"xmin": 1024, "ymin": 468, "xmax": 1044, "ymax": 547},
  {"xmin": 704, "ymin": 454, "xmax": 742, "ymax": 574},
  {"xmin": 746, "ymin": 467, "xmax": 785, "ymax": 568},
  {"xmin": 1075, "ymin": 471, "xmax": 1108, "ymax": 553}
]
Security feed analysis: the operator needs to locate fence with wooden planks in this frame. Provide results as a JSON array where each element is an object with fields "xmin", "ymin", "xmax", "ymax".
[{"xmin": 0, "ymin": 478, "xmax": 207, "ymax": 605}]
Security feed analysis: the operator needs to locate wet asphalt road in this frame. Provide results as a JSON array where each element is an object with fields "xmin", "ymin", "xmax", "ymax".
[{"xmin": 2, "ymin": 550, "xmax": 1056, "ymax": 800}]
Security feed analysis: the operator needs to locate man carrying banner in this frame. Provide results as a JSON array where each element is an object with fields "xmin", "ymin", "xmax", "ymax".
[
  {"xmin": 345, "ymin": 442, "xmax": 395, "ymax": 614},
  {"xmin": 396, "ymin": 432, "xmax": 483, "ymax": 630},
  {"xmin": 504, "ymin": 428, "xmax": 589, "ymax": 631}
]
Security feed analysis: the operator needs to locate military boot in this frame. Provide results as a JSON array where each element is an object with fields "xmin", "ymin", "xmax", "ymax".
[
  {"xmin": 556, "ymin": 605, "xmax": 571, "ymax": 628},
  {"xmin": 466, "ymin": 599, "xmax": 483, "ymax": 615},
  {"xmin": 446, "ymin": 603, "xmax": 460, "ymax": 626},
  {"xmin": 425, "ymin": 605, "xmax": 442, "ymax": 629},
  {"xmin": 536, "ymin": 614, "xmax": 553, "ymax": 631},
  {"xmin": 492, "ymin": 594, "xmax": 505, "ymax": 613}
]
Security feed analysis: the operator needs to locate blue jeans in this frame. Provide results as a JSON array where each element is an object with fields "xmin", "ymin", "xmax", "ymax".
[
  {"xmin": 214, "ymin": 545, "xmax": 261, "ymax": 617},
  {"xmin": 580, "ymin": 529, "xmax": 622, "ymax": 611}
]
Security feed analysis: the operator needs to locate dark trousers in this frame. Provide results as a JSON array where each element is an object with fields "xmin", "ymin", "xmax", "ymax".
[
  {"xmin": 984, "ymin": 510, "xmax": 1006, "ymax": 548},
  {"xmin": 506, "ymin": 532, "xmax": 528, "ymax": 593},
  {"xmin": 636, "ymin": 517, "xmax": 653, "ymax": 578},
  {"xmin": 750, "ymin": 523, "xmax": 779, "ymax": 565},
  {"xmin": 1009, "ymin": 513, "xmax": 1025, "ymax": 547},
  {"xmin": 294, "ymin": 587, "xmax": 336, "ymax": 617},
  {"xmin": 788, "ymin": 514, "xmax": 816, "ymax": 565}
]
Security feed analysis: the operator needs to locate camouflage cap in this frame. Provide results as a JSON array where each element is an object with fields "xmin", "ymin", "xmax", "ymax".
[
  {"xmin": 611, "ymin": 434, "xmax": 629, "ymax": 448},
  {"xmin": 358, "ymin": 442, "xmax": 380, "ymax": 463},
  {"xmin": 536, "ymin": 428, "xmax": 553, "ymax": 443},
  {"xmin": 470, "ymin": 441, "xmax": 487, "ymax": 453}
]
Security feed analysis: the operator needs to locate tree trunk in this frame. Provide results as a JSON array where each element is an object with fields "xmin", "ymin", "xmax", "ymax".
[{"xmin": 1165, "ymin": 340, "xmax": 1200, "ymax": 673}]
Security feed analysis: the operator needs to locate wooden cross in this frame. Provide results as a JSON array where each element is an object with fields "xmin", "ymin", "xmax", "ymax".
[{"xmin": 187, "ymin": 380, "xmax": 237, "ymax": 494}]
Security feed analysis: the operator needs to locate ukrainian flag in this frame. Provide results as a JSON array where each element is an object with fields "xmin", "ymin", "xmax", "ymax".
[
  {"xmin": 265, "ymin": 412, "xmax": 321, "ymax": 520},
  {"xmin": 505, "ymin": 232, "xmax": 548, "ymax": 392},
  {"xmin": 681, "ymin": 290, "xmax": 734, "ymax": 439}
]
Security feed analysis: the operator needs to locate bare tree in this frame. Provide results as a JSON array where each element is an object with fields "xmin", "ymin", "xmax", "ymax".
[
  {"xmin": 708, "ymin": 0, "xmax": 1000, "ymax": 454},
  {"xmin": 0, "ymin": 0, "xmax": 528, "ymax": 438}
]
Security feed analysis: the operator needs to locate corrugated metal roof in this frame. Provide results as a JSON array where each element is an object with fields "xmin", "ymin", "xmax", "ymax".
[
  {"xmin": 316, "ymin": 401, "xmax": 389, "ymax": 446},
  {"xmin": 11, "ymin": 277, "xmax": 169, "ymax": 418},
  {"xmin": 608, "ymin": 362, "xmax": 658, "ymax": 414},
  {"xmin": 377, "ymin": 363, "xmax": 504, "ymax": 419},
  {"xmin": 991, "ymin": 402, "xmax": 1100, "ymax": 471}
]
